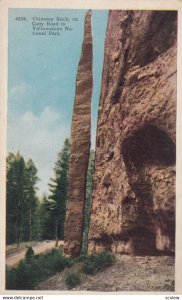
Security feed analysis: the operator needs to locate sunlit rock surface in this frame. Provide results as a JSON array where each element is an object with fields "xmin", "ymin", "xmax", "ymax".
[
  {"xmin": 64, "ymin": 10, "xmax": 93, "ymax": 257},
  {"xmin": 88, "ymin": 10, "xmax": 177, "ymax": 255}
]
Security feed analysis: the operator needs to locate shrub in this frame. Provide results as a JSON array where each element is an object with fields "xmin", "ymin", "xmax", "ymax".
[
  {"xmin": 25, "ymin": 247, "xmax": 34, "ymax": 260},
  {"xmin": 74, "ymin": 254, "xmax": 88, "ymax": 263},
  {"xmin": 95, "ymin": 252, "xmax": 114, "ymax": 270},
  {"xmin": 54, "ymin": 253, "xmax": 72, "ymax": 272},
  {"xmin": 6, "ymin": 249, "xmax": 115, "ymax": 290},
  {"xmin": 83, "ymin": 260, "xmax": 97, "ymax": 275},
  {"xmin": 65, "ymin": 272, "xmax": 81, "ymax": 289},
  {"xmin": 6, "ymin": 248, "xmax": 72, "ymax": 290},
  {"xmin": 6, "ymin": 260, "xmax": 40, "ymax": 290},
  {"xmin": 6, "ymin": 267, "xmax": 17, "ymax": 290},
  {"xmin": 15, "ymin": 260, "xmax": 39, "ymax": 290},
  {"xmin": 83, "ymin": 252, "xmax": 114, "ymax": 275}
]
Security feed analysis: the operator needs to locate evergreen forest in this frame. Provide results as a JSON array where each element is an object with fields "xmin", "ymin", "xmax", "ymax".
[{"xmin": 6, "ymin": 138, "xmax": 95, "ymax": 249}]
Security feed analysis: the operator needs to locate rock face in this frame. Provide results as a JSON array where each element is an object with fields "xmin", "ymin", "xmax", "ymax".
[
  {"xmin": 64, "ymin": 10, "xmax": 93, "ymax": 257},
  {"xmin": 88, "ymin": 10, "xmax": 177, "ymax": 255}
]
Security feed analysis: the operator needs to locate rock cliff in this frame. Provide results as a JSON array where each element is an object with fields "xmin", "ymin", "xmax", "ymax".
[
  {"xmin": 64, "ymin": 10, "xmax": 93, "ymax": 257},
  {"xmin": 88, "ymin": 10, "xmax": 177, "ymax": 255}
]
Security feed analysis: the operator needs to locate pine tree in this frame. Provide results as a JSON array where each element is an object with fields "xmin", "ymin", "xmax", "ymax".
[
  {"xmin": 47, "ymin": 138, "xmax": 70, "ymax": 245},
  {"xmin": 24, "ymin": 159, "xmax": 39, "ymax": 241},
  {"xmin": 7, "ymin": 152, "xmax": 26, "ymax": 244},
  {"xmin": 35, "ymin": 194, "xmax": 52, "ymax": 240},
  {"xmin": 6, "ymin": 152, "xmax": 39, "ymax": 244},
  {"xmin": 6, "ymin": 152, "xmax": 18, "ymax": 244}
]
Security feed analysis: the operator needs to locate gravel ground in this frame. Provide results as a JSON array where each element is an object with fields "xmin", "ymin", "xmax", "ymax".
[{"xmin": 37, "ymin": 254, "xmax": 175, "ymax": 292}]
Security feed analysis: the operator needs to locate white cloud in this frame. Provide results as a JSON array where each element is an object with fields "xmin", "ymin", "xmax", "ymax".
[
  {"xmin": 8, "ymin": 106, "xmax": 70, "ymax": 196},
  {"xmin": 22, "ymin": 107, "xmax": 59, "ymax": 126},
  {"xmin": 10, "ymin": 82, "xmax": 29, "ymax": 97}
]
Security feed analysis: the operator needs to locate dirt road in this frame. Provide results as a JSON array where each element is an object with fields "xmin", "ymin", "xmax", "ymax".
[{"xmin": 6, "ymin": 240, "xmax": 64, "ymax": 267}]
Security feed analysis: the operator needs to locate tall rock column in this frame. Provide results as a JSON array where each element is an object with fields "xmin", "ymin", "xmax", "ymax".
[{"xmin": 64, "ymin": 10, "xmax": 93, "ymax": 257}]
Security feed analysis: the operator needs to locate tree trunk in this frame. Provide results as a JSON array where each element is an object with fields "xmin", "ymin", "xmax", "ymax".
[
  {"xmin": 55, "ymin": 222, "xmax": 59, "ymax": 247},
  {"xmin": 29, "ymin": 205, "xmax": 32, "ymax": 241}
]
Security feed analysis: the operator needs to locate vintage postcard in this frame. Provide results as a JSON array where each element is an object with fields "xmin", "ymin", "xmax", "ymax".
[{"xmin": 0, "ymin": 0, "xmax": 182, "ymax": 296}]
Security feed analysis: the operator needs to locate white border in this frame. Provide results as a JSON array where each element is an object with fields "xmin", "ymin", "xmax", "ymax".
[{"xmin": 0, "ymin": 0, "xmax": 182, "ymax": 295}]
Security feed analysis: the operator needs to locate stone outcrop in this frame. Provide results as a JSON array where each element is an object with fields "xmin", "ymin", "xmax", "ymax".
[
  {"xmin": 64, "ymin": 10, "xmax": 93, "ymax": 257},
  {"xmin": 88, "ymin": 10, "xmax": 177, "ymax": 255}
]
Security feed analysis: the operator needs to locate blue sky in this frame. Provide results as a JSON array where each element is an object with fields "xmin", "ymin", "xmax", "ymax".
[{"xmin": 8, "ymin": 9, "xmax": 108, "ymax": 196}]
